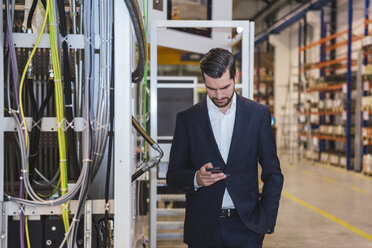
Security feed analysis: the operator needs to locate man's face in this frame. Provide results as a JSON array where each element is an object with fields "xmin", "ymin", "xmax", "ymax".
[{"xmin": 204, "ymin": 70, "xmax": 237, "ymax": 110}]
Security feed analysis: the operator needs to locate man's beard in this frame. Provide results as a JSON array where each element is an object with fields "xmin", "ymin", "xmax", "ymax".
[{"xmin": 211, "ymin": 91, "xmax": 234, "ymax": 108}]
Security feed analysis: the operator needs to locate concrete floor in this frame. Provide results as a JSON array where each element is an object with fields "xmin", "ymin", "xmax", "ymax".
[
  {"xmin": 264, "ymin": 155, "xmax": 372, "ymax": 248},
  {"xmin": 138, "ymin": 153, "xmax": 372, "ymax": 247}
]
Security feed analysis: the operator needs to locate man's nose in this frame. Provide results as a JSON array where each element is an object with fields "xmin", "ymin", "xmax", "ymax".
[{"xmin": 216, "ymin": 90, "xmax": 222, "ymax": 99}]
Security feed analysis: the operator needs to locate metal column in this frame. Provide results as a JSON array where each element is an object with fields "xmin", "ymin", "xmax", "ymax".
[
  {"xmin": 0, "ymin": 0, "xmax": 7, "ymax": 245},
  {"xmin": 114, "ymin": 0, "xmax": 133, "ymax": 246},
  {"xmin": 346, "ymin": 0, "xmax": 353, "ymax": 170},
  {"xmin": 256, "ymin": 44, "xmax": 261, "ymax": 102}
]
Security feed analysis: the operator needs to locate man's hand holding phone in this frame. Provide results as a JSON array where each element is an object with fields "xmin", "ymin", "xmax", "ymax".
[{"xmin": 196, "ymin": 162, "xmax": 226, "ymax": 187}]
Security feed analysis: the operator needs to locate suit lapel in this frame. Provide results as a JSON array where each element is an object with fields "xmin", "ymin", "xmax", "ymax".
[
  {"xmin": 196, "ymin": 98, "xmax": 225, "ymax": 165},
  {"xmin": 226, "ymin": 95, "xmax": 248, "ymax": 166}
]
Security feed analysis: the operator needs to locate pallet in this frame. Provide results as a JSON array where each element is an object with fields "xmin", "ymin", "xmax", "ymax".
[
  {"xmin": 363, "ymin": 171, "xmax": 372, "ymax": 177},
  {"xmin": 361, "ymin": 106, "xmax": 372, "ymax": 112}
]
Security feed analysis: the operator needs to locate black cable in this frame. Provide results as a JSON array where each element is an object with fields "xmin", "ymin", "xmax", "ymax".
[
  {"xmin": 27, "ymin": 78, "xmax": 54, "ymax": 181},
  {"xmin": 132, "ymin": 116, "xmax": 155, "ymax": 146},
  {"xmin": 27, "ymin": 0, "xmax": 47, "ymax": 30},
  {"xmin": 40, "ymin": 0, "xmax": 46, "ymax": 9},
  {"xmin": 57, "ymin": 0, "xmax": 80, "ymax": 180},
  {"xmin": 124, "ymin": 0, "xmax": 146, "ymax": 83}
]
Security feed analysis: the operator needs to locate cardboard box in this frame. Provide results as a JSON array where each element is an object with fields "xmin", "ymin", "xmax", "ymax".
[{"xmin": 363, "ymin": 154, "xmax": 371, "ymax": 173}]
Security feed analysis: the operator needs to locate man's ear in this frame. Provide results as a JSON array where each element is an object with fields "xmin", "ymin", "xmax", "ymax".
[{"xmin": 234, "ymin": 71, "xmax": 239, "ymax": 82}]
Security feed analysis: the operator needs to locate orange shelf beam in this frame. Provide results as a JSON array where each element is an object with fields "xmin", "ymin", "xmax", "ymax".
[
  {"xmin": 299, "ymin": 133, "xmax": 347, "ymax": 142},
  {"xmin": 305, "ymin": 57, "xmax": 347, "ymax": 71},
  {"xmin": 299, "ymin": 29, "xmax": 348, "ymax": 52},
  {"xmin": 298, "ymin": 111, "xmax": 344, "ymax": 115},
  {"xmin": 306, "ymin": 83, "xmax": 345, "ymax": 92},
  {"xmin": 325, "ymin": 34, "xmax": 362, "ymax": 52}
]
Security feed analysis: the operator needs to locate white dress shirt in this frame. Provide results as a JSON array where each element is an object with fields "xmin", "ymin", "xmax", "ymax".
[{"xmin": 194, "ymin": 93, "xmax": 236, "ymax": 209}]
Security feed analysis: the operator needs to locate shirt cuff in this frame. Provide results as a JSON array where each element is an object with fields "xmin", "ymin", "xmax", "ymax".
[{"xmin": 193, "ymin": 171, "xmax": 202, "ymax": 191}]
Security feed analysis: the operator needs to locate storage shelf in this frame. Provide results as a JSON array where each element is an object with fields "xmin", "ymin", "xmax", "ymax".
[
  {"xmin": 298, "ymin": 111, "xmax": 344, "ymax": 115},
  {"xmin": 300, "ymin": 133, "xmax": 347, "ymax": 142},
  {"xmin": 305, "ymin": 83, "xmax": 345, "ymax": 92}
]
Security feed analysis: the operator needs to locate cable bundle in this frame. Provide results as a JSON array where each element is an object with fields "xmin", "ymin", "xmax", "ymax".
[{"xmin": 4, "ymin": 0, "xmax": 160, "ymax": 247}]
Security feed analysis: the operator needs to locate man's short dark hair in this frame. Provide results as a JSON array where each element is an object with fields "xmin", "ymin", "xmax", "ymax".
[{"xmin": 200, "ymin": 48, "xmax": 236, "ymax": 81}]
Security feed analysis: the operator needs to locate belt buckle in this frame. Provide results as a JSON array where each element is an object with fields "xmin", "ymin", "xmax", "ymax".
[{"xmin": 227, "ymin": 209, "xmax": 231, "ymax": 217}]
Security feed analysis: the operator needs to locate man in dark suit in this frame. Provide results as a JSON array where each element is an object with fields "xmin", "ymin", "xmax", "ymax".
[{"xmin": 166, "ymin": 48, "xmax": 283, "ymax": 248}]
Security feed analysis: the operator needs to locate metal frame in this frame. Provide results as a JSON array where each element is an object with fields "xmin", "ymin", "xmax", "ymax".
[
  {"xmin": 84, "ymin": 200, "xmax": 92, "ymax": 248},
  {"xmin": 113, "ymin": 0, "xmax": 132, "ymax": 247},
  {"xmin": 346, "ymin": 0, "xmax": 353, "ymax": 170},
  {"xmin": 11, "ymin": 34, "xmax": 85, "ymax": 49},
  {"xmin": 0, "ymin": 0, "xmax": 133, "ymax": 247},
  {"xmin": 150, "ymin": 20, "xmax": 254, "ymax": 248},
  {"xmin": 0, "ymin": 0, "xmax": 6, "ymax": 245}
]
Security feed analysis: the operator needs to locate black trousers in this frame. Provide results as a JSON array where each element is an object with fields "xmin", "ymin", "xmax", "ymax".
[{"xmin": 188, "ymin": 216, "xmax": 265, "ymax": 248}]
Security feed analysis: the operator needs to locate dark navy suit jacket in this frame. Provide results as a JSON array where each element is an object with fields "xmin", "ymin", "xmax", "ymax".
[{"xmin": 166, "ymin": 94, "xmax": 283, "ymax": 246}]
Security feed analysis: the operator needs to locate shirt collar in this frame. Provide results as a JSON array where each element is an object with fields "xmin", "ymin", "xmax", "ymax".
[{"xmin": 207, "ymin": 92, "xmax": 236, "ymax": 117}]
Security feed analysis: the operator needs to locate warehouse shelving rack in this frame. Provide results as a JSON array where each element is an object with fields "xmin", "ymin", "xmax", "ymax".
[{"xmin": 298, "ymin": 2, "xmax": 358, "ymax": 170}]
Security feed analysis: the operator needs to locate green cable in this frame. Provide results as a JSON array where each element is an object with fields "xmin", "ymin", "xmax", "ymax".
[
  {"xmin": 142, "ymin": 0, "xmax": 149, "ymax": 160},
  {"xmin": 48, "ymin": 0, "xmax": 70, "ymax": 233},
  {"xmin": 37, "ymin": 178, "xmax": 61, "ymax": 198}
]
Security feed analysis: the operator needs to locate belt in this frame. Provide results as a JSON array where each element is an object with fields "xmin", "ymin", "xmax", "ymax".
[{"xmin": 219, "ymin": 209, "xmax": 239, "ymax": 218}]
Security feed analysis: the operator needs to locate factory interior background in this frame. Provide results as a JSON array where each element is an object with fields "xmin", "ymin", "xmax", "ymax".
[{"xmin": 1, "ymin": 0, "xmax": 372, "ymax": 247}]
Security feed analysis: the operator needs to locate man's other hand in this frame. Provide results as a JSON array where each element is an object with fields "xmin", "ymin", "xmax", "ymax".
[{"xmin": 196, "ymin": 162, "xmax": 226, "ymax": 187}]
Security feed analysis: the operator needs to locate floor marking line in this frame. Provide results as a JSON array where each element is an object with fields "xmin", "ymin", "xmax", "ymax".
[
  {"xmin": 282, "ymin": 191, "xmax": 372, "ymax": 242},
  {"xmin": 349, "ymin": 186, "xmax": 367, "ymax": 194},
  {"xmin": 303, "ymin": 160, "xmax": 372, "ymax": 182},
  {"xmin": 322, "ymin": 177, "xmax": 337, "ymax": 184},
  {"xmin": 302, "ymin": 170, "xmax": 313, "ymax": 176}
]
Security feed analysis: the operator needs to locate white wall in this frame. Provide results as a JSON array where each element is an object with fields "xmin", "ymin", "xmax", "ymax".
[{"xmin": 270, "ymin": 24, "xmax": 299, "ymax": 150}]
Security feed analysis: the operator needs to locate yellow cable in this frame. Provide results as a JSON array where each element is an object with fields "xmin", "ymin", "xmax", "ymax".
[
  {"xmin": 47, "ymin": 0, "xmax": 70, "ymax": 233},
  {"xmin": 19, "ymin": 0, "xmax": 50, "ymax": 147},
  {"xmin": 18, "ymin": 1, "xmax": 50, "ymax": 247},
  {"xmin": 25, "ymin": 217, "xmax": 31, "ymax": 247}
]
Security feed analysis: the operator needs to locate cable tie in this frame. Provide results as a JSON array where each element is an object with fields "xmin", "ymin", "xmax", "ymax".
[
  {"xmin": 65, "ymin": 104, "xmax": 73, "ymax": 108},
  {"xmin": 29, "ymin": 153, "xmax": 38, "ymax": 158},
  {"xmin": 60, "ymin": 35, "xmax": 69, "ymax": 43},
  {"xmin": 93, "ymin": 152, "xmax": 103, "ymax": 157},
  {"xmin": 49, "ymin": 23, "xmax": 58, "ymax": 26},
  {"xmin": 54, "ymin": 79, "xmax": 61, "ymax": 82},
  {"xmin": 19, "ymin": 176, "xmax": 24, "ymax": 180},
  {"xmin": 82, "ymin": 159, "xmax": 92, "ymax": 162},
  {"xmin": 31, "ymin": 119, "xmax": 41, "ymax": 130},
  {"xmin": 57, "ymin": 120, "xmax": 65, "ymax": 129},
  {"xmin": 100, "ymin": 38, "xmax": 111, "ymax": 44},
  {"xmin": 19, "ymin": 205, "xmax": 26, "ymax": 214},
  {"xmin": 59, "ymin": 159, "xmax": 67, "ymax": 162},
  {"xmin": 84, "ymin": 36, "xmax": 93, "ymax": 46},
  {"xmin": 9, "ymin": 108, "xmax": 18, "ymax": 114},
  {"xmin": 73, "ymin": 218, "xmax": 80, "ymax": 222},
  {"xmin": 100, "ymin": 65, "xmax": 111, "ymax": 70},
  {"xmin": 65, "ymin": 120, "xmax": 74, "ymax": 130},
  {"xmin": 93, "ymin": 121, "xmax": 109, "ymax": 131},
  {"xmin": 100, "ymin": 86, "xmax": 113, "ymax": 90},
  {"xmin": 20, "ymin": 169, "xmax": 27, "ymax": 173}
]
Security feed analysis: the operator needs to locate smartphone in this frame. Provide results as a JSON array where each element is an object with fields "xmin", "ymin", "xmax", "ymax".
[{"xmin": 206, "ymin": 167, "xmax": 223, "ymax": 173}]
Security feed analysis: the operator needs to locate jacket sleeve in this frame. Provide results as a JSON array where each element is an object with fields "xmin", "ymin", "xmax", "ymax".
[
  {"xmin": 166, "ymin": 113, "xmax": 197, "ymax": 193},
  {"xmin": 257, "ymin": 107, "xmax": 284, "ymax": 233}
]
